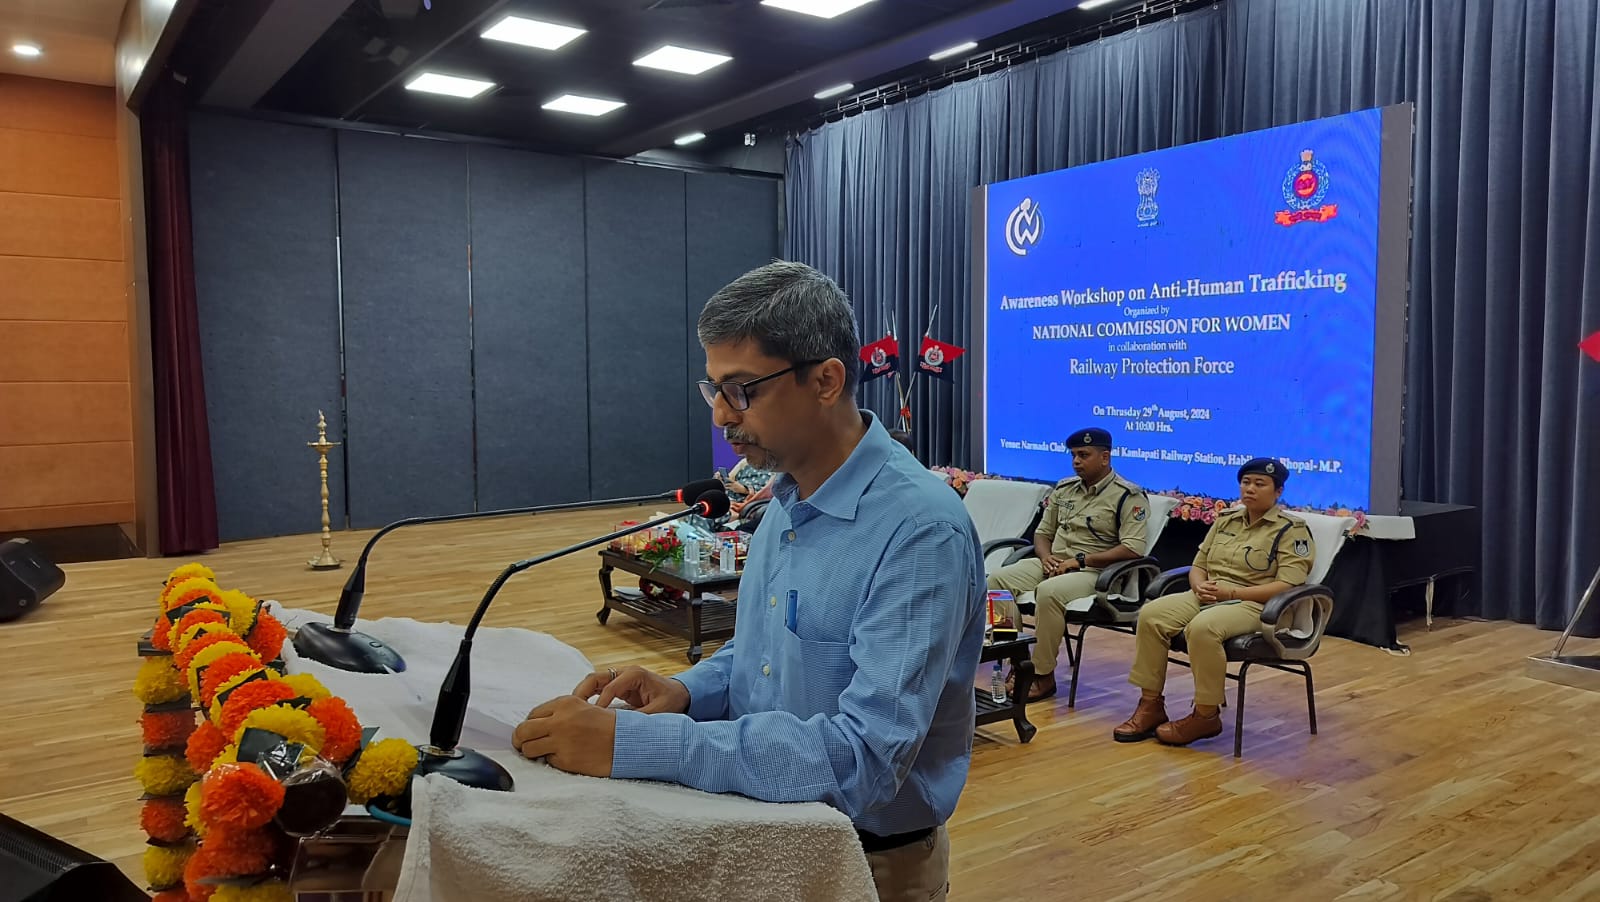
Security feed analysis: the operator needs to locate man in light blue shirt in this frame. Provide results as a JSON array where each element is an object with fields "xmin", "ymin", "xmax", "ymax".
[{"xmin": 514, "ymin": 262, "xmax": 987, "ymax": 901}]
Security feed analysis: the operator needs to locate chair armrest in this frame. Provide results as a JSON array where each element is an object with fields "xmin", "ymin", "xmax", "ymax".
[
  {"xmin": 981, "ymin": 537, "xmax": 1033, "ymax": 561},
  {"xmin": 1088, "ymin": 557, "xmax": 1161, "ymax": 621},
  {"xmin": 1146, "ymin": 567, "xmax": 1192, "ymax": 599},
  {"xmin": 1256, "ymin": 584, "xmax": 1334, "ymax": 658}
]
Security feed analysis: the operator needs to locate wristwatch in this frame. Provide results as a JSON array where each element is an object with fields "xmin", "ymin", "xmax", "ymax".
[{"xmin": 1075, "ymin": 552, "xmax": 1087, "ymax": 569}]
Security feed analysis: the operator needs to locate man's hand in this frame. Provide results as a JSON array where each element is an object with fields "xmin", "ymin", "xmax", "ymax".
[
  {"xmin": 572, "ymin": 665, "xmax": 691, "ymax": 714},
  {"xmin": 512, "ymin": 695, "xmax": 616, "ymax": 776},
  {"xmin": 1040, "ymin": 553, "xmax": 1067, "ymax": 577}
]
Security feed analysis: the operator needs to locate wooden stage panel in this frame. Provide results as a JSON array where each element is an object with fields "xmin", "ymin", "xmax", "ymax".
[{"xmin": 4, "ymin": 504, "xmax": 1598, "ymax": 900}]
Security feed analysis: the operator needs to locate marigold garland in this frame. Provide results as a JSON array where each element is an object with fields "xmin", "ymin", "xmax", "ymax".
[
  {"xmin": 174, "ymin": 627, "xmax": 238, "ymax": 672},
  {"xmin": 187, "ymin": 720, "xmax": 230, "ymax": 773},
  {"xmin": 164, "ymin": 563, "xmax": 216, "ymax": 591},
  {"xmin": 199, "ymin": 654, "xmax": 265, "ymax": 708},
  {"xmin": 218, "ymin": 589, "xmax": 261, "ymax": 636},
  {"xmin": 184, "ymin": 780, "xmax": 207, "ymax": 837},
  {"xmin": 152, "ymin": 889, "xmax": 188, "ymax": 902},
  {"xmin": 200, "ymin": 763, "xmax": 285, "ymax": 831},
  {"xmin": 236, "ymin": 704, "xmax": 326, "ymax": 755},
  {"xmin": 245, "ymin": 611, "xmax": 288, "ymax": 661},
  {"xmin": 168, "ymin": 606, "xmax": 228, "ymax": 652},
  {"xmin": 165, "ymin": 576, "xmax": 224, "ymax": 610},
  {"xmin": 212, "ymin": 882, "xmax": 293, "ymax": 902},
  {"xmin": 144, "ymin": 842, "xmax": 193, "ymax": 889},
  {"xmin": 151, "ymin": 613, "xmax": 178, "ymax": 651},
  {"xmin": 346, "ymin": 738, "xmax": 419, "ymax": 804},
  {"xmin": 142, "ymin": 708, "xmax": 199, "ymax": 750},
  {"xmin": 183, "ymin": 846, "xmax": 219, "ymax": 902},
  {"xmin": 275, "ymin": 672, "xmax": 331, "ymax": 702},
  {"xmin": 141, "ymin": 797, "xmax": 189, "ymax": 843},
  {"xmin": 306, "ymin": 696, "xmax": 361, "ymax": 765},
  {"xmin": 135, "ymin": 754, "xmax": 198, "ymax": 796},
  {"xmin": 135, "ymin": 657, "xmax": 188, "ymax": 705},
  {"xmin": 217, "ymin": 680, "xmax": 297, "ymax": 734},
  {"xmin": 186, "ymin": 833, "xmax": 273, "ymax": 878},
  {"xmin": 186, "ymin": 641, "xmax": 257, "ymax": 699}
]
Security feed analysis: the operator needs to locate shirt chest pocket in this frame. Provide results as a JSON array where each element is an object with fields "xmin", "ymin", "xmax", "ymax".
[{"xmin": 777, "ymin": 626, "xmax": 853, "ymax": 716}]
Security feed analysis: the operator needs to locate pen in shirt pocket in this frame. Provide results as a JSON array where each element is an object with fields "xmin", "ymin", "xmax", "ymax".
[{"xmin": 785, "ymin": 590, "xmax": 798, "ymax": 632}]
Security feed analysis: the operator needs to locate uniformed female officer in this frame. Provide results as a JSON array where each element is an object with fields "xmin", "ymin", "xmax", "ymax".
[{"xmin": 1113, "ymin": 457, "xmax": 1316, "ymax": 747}]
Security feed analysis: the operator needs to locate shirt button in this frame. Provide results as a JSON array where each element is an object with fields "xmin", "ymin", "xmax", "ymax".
[
  {"xmin": 786, "ymin": 530, "xmax": 797, "ymax": 542},
  {"xmin": 769, "ymin": 596, "xmax": 777, "ymax": 608},
  {"xmin": 762, "ymin": 664, "xmax": 771, "ymax": 677}
]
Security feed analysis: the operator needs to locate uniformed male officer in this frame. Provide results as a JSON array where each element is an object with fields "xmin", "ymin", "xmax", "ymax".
[
  {"xmin": 1115, "ymin": 457, "xmax": 1316, "ymax": 747},
  {"xmin": 987, "ymin": 428, "xmax": 1149, "ymax": 701}
]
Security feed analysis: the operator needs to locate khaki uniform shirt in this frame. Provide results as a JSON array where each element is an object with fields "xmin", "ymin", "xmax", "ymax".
[
  {"xmin": 1194, "ymin": 506, "xmax": 1315, "ymax": 587},
  {"xmin": 1035, "ymin": 470, "xmax": 1150, "ymax": 557}
]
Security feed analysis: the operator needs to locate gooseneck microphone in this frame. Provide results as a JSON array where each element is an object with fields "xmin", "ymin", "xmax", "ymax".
[
  {"xmin": 293, "ymin": 479, "xmax": 725, "ymax": 674},
  {"xmin": 415, "ymin": 488, "xmax": 731, "ymax": 795}
]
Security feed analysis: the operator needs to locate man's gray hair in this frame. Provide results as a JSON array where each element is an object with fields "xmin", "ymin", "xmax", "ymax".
[{"xmin": 697, "ymin": 261, "xmax": 861, "ymax": 391}]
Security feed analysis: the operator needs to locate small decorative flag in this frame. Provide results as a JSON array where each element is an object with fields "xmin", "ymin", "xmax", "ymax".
[
  {"xmin": 858, "ymin": 334, "xmax": 899, "ymax": 383},
  {"xmin": 915, "ymin": 336, "xmax": 966, "ymax": 380},
  {"xmin": 1581, "ymin": 330, "xmax": 1600, "ymax": 363}
]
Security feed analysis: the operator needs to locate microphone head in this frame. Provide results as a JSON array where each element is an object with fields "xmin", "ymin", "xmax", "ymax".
[
  {"xmin": 695, "ymin": 491, "xmax": 731, "ymax": 519},
  {"xmin": 674, "ymin": 478, "xmax": 725, "ymax": 506}
]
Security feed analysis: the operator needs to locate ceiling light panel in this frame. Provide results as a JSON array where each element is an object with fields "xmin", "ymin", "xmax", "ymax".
[
  {"xmin": 481, "ymin": 15, "xmax": 586, "ymax": 50},
  {"xmin": 405, "ymin": 72, "xmax": 495, "ymax": 98},
  {"xmin": 761, "ymin": 0, "xmax": 877, "ymax": 20},
  {"xmin": 543, "ymin": 94, "xmax": 626, "ymax": 117},
  {"xmin": 634, "ymin": 45, "xmax": 732, "ymax": 76}
]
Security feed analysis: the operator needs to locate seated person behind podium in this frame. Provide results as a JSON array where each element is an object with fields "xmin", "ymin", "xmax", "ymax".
[
  {"xmin": 512, "ymin": 261, "xmax": 987, "ymax": 902},
  {"xmin": 1115, "ymin": 457, "xmax": 1315, "ymax": 747},
  {"xmin": 986, "ymin": 428, "xmax": 1149, "ymax": 702}
]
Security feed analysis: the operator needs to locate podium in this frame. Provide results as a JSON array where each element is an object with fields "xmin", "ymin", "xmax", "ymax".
[{"xmin": 1526, "ymin": 564, "xmax": 1600, "ymax": 691}]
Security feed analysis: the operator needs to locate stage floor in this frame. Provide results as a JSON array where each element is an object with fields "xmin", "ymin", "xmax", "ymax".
[{"xmin": 7, "ymin": 503, "xmax": 1598, "ymax": 901}]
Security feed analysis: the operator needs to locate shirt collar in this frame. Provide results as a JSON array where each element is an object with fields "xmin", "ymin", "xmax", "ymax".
[
  {"xmin": 772, "ymin": 411, "xmax": 892, "ymax": 522},
  {"xmin": 1081, "ymin": 469, "xmax": 1117, "ymax": 496}
]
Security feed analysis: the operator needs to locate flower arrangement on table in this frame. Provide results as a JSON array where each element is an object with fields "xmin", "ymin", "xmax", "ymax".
[
  {"xmin": 928, "ymin": 467, "xmax": 1009, "ymax": 497},
  {"xmin": 1153, "ymin": 490, "xmax": 1369, "ymax": 534},
  {"xmin": 134, "ymin": 564, "xmax": 420, "ymax": 902},
  {"xmin": 635, "ymin": 531, "xmax": 684, "ymax": 569}
]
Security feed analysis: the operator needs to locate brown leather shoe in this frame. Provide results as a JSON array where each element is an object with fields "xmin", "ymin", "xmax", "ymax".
[
  {"xmin": 1113, "ymin": 695, "xmax": 1168, "ymax": 743},
  {"xmin": 1155, "ymin": 709, "xmax": 1224, "ymax": 746},
  {"xmin": 1024, "ymin": 675, "xmax": 1057, "ymax": 702}
]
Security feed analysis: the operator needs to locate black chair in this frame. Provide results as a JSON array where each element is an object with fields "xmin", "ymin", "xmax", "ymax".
[
  {"xmin": 1145, "ymin": 567, "xmax": 1334, "ymax": 757},
  {"xmin": 988, "ymin": 539, "xmax": 1163, "ymax": 707}
]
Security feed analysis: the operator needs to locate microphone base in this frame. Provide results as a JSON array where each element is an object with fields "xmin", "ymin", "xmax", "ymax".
[
  {"xmin": 415, "ymin": 745, "xmax": 515, "ymax": 792},
  {"xmin": 292, "ymin": 621, "xmax": 407, "ymax": 673}
]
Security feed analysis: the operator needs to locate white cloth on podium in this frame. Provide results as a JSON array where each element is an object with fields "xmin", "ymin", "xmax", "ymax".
[{"xmin": 272, "ymin": 607, "xmax": 875, "ymax": 902}]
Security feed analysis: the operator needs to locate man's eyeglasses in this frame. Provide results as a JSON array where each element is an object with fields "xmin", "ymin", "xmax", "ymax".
[{"xmin": 697, "ymin": 361, "xmax": 826, "ymax": 411}]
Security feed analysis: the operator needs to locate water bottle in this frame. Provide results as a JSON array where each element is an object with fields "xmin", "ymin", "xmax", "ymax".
[
  {"xmin": 688, "ymin": 538, "xmax": 704, "ymax": 573},
  {"xmin": 990, "ymin": 662, "xmax": 1007, "ymax": 704},
  {"xmin": 719, "ymin": 540, "xmax": 735, "ymax": 574}
]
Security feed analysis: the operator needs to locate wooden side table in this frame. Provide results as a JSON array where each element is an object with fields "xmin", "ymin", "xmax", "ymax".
[
  {"xmin": 597, "ymin": 549, "xmax": 741, "ymax": 664},
  {"xmin": 976, "ymin": 633, "xmax": 1038, "ymax": 743}
]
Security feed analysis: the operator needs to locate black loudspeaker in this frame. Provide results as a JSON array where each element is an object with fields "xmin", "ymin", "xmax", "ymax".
[
  {"xmin": 0, "ymin": 539, "xmax": 65, "ymax": 622},
  {"xmin": 0, "ymin": 812, "xmax": 146, "ymax": 902}
]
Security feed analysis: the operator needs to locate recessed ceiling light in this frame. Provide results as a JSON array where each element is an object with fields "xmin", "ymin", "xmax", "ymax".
[
  {"xmin": 814, "ymin": 83, "xmax": 853, "ymax": 99},
  {"xmin": 11, "ymin": 43, "xmax": 42, "ymax": 58},
  {"xmin": 1078, "ymin": 0, "xmax": 1118, "ymax": 8},
  {"xmin": 481, "ymin": 15, "xmax": 585, "ymax": 50},
  {"xmin": 542, "ymin": 94, "xmax": 625, "ymax": 117},
  {"xmin": 675, "ymin": 132, "xmax": 707, "ymax": 146},
  {"xmin": 634, "ymin": 45, "xmax": 732, "ymax": 76},
  {"xmin": 929, "ymin": 41, "xmax": 977, "ymax": 61},
  {"xmin": 404, "ymin": 72, "xmax": 495, "ymax": 98},
  {"xmin": 761, "ymin": 0, "xmax": 876, "ymax": 20}
]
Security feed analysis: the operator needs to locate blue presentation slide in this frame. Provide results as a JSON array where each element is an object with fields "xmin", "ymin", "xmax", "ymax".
[{"xmin": 981, "ymin": 107, "xmax": 1383, "ymax": 510}]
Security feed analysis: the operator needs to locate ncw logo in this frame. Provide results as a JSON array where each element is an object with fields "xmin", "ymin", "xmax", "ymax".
[{"xmin": 1005, "ymin": 197, "xmax": 1042, "ymax": 256}]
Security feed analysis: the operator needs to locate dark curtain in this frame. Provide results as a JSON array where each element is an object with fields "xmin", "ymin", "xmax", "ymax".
[
  {"xmin": 144, "ymin": 75, "xmax": 219, "ymax": 555},
  {"xmin": 785, "ymin": 0, "xmax": 1600, "ymax": 634}
]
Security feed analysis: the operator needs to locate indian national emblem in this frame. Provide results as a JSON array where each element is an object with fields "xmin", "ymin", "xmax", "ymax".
[{"xmin": 1136, "ymin": 168, "xmax": 1160, "ymax": 225}]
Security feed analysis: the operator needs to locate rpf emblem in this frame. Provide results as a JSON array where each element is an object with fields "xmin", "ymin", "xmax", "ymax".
[
  {"xmin": 869, "ymin": 346, "xmax": 888, "ymax": 368},
  {"xmin": 1136, "ymin": 168, "xmax": 1160, "ymax": 225},
  {"xmin": 1005, "ymin": 197, "xmax": 1042, "ymax": 256},
  {"xmin": 922, "ymin": 344, "xmax": 944, "ymax": 367},
  {"xmin": 1292, "ymin": 538, "xmax": 1311, "ymax": 558},
  {"xmin": 1276, "ymin": 149, "xmax": 1337, "ymax": 226}
]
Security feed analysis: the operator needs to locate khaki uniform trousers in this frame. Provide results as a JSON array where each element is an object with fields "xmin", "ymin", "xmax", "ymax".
[
  {"xmin": 867, "ymin": 825, "xmax": 949, "ymax": 902},
  {"xmin": 986, "ymin": 558, "xmax": 1099, "ymax": 676},
  {"xmin": 1129, "ymin": 592, "xmax": 1264, "ymax": 706}
]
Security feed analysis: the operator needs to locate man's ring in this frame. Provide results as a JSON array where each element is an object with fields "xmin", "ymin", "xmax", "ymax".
[{"xmin": 607, "ymin": 667, "xmax": 617, "ymax": 681}]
